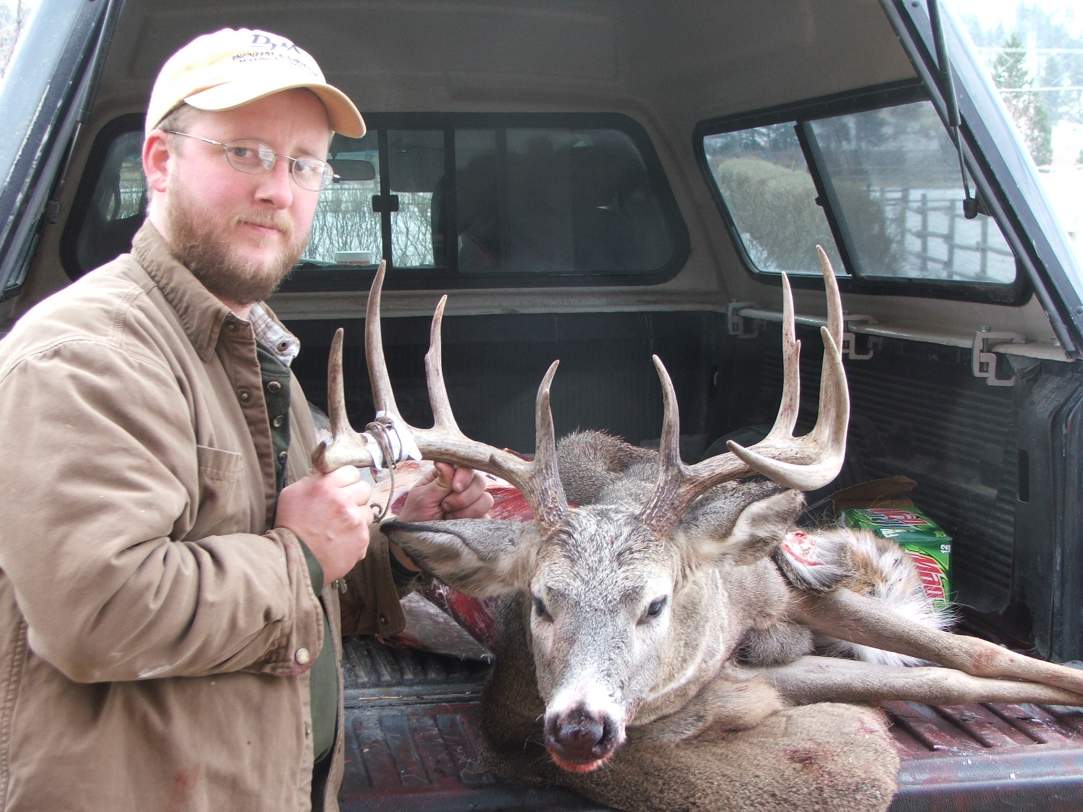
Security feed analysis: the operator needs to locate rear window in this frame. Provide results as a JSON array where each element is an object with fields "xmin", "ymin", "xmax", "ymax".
[
  {"xmin": 697, "ymin": 83, "xmax": 1020, "ymax": 301},
  {"xmin": 64, "ymin": 113, "xmax": 688, "ymax": 289}
]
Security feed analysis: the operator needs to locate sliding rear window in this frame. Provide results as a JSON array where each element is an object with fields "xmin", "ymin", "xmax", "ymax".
[
  {"xmin": 63, "ymin": 113, "xmax": 688, "ymax": 290},
  {"xmin": 696, "ymin": 82, "xmax": 1021, "ymax": 302}
]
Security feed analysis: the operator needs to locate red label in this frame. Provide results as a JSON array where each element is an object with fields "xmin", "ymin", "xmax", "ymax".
[
  {"xmin": 867, "ymin": 508, "xmax": 929, "ymax": 527},
  {"xmin": 908, "ymin": 551, "xmax": 946, "ymax": 600}
]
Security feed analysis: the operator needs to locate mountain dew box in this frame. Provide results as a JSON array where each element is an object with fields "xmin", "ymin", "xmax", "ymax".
[{"xmin": 832, "ymin": 476, "xmax": 952, "ymax": 611}]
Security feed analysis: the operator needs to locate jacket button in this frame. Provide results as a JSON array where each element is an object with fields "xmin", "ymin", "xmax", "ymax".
[
  {"xmin": 294, "ymin": 647, "xmax": 311, "ymax": 665},
  {"xmin": 238, "ymin": 389, "xmax": 251, "ymax": 403},
  {"xmin": 278, "ymin": 450, "xmax": 288, "ymax": 465},
  {"xmin": 378, "ymin": 613, "xmax": 388, "ymax": 626},
  {"xmin": 272, "ymin": 414, "xmax": 286, "ymax": 428},
  {"xmin": 267, "ymin": 380, "xmax": 283, "ymax": 394}
]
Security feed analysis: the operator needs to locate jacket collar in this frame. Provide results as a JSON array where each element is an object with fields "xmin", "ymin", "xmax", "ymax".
[{"xmin": 132, "ymin": 221, "xmax": 241, "ymax": 362}]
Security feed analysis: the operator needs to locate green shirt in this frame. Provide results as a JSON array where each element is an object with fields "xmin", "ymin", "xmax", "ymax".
[{"xmin": 256, "ymin": 343, "xmax": 338, "ymax": 764}]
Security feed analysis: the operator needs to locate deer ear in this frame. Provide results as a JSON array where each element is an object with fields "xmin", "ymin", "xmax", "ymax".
[
  {"xmin": 680, "ymin": 489, "xmax": 806, "ymax": 567},
  {"xmin": 381, "ymin": 518, "xmax": 539, "ymax": 597}
]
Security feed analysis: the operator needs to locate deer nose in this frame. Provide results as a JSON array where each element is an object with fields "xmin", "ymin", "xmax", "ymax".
[{"xmin": 544, "ymin": 704, "xmax": 618, "ymax": 765}]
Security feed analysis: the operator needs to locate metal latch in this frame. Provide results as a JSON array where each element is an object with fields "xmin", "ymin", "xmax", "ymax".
[
  {"xmin": 727, "ymin": 302, "xmax": 760, "ymax": 338},
  {"xmin": 841, "ymin": 315, "xmax": 876, "ymax": 360},
  {"xmin": 972, "ymin": 329, "xmax": 1023, "ymax": 387}
]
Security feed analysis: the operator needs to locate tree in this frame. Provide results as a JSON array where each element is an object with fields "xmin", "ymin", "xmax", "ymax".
[
  {"xmin": 0, "ymin": 1, "xmax": 31, "ymax": 77},
  {"xmin": 991, "ymin": 34, "xmax": 1053, "ymax": 166}
]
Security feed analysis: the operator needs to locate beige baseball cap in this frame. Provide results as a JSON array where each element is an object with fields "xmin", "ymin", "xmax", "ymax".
[{"xmin": 145, "ymin": 28, "xmax": 365, "ymax": 137}]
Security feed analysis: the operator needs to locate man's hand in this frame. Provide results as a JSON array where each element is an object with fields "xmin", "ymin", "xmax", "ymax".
[
  {"xmin": 398, "ymin": 462, "xmax": 494, "ymax": 523},
  {"xmin": 275, "ymin": 465, "xmax": 373, "ymax": 582},
  {"xmin": 391, "ymin": 463, "xmax": 494, "ymax": 572}
]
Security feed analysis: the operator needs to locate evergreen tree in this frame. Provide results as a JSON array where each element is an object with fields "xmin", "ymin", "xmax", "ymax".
[{"xmin": 991, "ymin": 34, "xmax": 1054, "ymax": 166}]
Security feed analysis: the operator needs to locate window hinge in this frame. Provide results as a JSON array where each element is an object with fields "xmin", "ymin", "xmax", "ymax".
[{"xmin": 972, "ymin": 328, "xmax": 1023, "ymax": 387}]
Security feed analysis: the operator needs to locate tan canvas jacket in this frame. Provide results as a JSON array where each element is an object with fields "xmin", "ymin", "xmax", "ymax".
[{"xmin": 0, "ymin": 223, "xmax": 405, "ymax": 811}]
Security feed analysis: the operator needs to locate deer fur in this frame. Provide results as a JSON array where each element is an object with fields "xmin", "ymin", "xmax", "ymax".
[
  {"xmin": 381, "ymin": 430, "xmax": 906, "ymax": 810},
  {"xmin": 323, "ymin": 253, "xmax": 1083, "ymax": 811},
  {"xmin": 381, "ymin": 430, "xmax": 1083, "ymax": 810}
]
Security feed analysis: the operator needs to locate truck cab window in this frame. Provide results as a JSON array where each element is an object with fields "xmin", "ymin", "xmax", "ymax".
[{"xmin": 63, "ymin": 114, "xmax": 687, "ymax": 288}]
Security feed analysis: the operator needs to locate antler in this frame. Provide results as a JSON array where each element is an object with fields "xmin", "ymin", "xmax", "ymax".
[
  {"xmin": 312, "ymin": 261, "xmax": 569, "ymax": 530},
  {"xmin": 639, "ymin": 246, "xmax": 849, "ymax": 531}
]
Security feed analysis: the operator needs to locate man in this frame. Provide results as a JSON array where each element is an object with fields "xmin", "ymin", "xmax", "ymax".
[{"xmin": 0, "ymin": 28, "xmax": 491, "ymax": 811}]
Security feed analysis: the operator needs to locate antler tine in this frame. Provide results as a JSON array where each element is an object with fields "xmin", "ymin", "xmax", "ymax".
[
  {"xmin": 655, "ymin": 355, "xmax": 683, "ymax": 472},
  {"xmin": 638, "ymin": 247, "xmax": 850, "ymax": 531},
  {"xmin": 413, "ymin": 309, "xmax": 568, "ymax": 528},
  {"xmin": 726, "ymin": 325, "xmax": 847, "ymax": 488},
  {"xmin": 361, "ymin": 266, "xmax": 569, "ymax": 529},
  {"xmin": 314, "ymin": 260, "xmax": 571, "ymax": 529},
  {"xmin": 327, "ymin": 327, "xmax": 351, "ymax": 438},
  {"xmin": 725, "ymin": 245, "xmax": 849, "ymax": 487},
  {"xmin": 311, "ymin": 327, "xmax": 377, "ymax": 472},
  {"xmin": 529, "ymin": 361, "xmax": 569, "ymax": 524},
  {"xmin": 819, "ymin": 245, "xmax": 843, "ymax": 349},
  {"xmin": 425, "ymin": 295, "xmax": 461, "ymax": 433},
  {"xmin": 809, "ymin": 245, "xmax": 846, "ymax": 446},
  {"xmin": 638, "ymin": 356, "xmax": 692, "ymax": 526},
  {"xmin": 763, "ymin": 273, "xmax": 800, "ymax": 442},
  {"xmin": 366, "ymin": 260, "xmax": 401, "ymax": 421}
]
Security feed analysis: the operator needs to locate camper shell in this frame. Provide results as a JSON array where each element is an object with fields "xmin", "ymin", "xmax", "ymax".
[{"xmin": 2, "ymin": 1, "xmax": 1082, "ymax": 807}]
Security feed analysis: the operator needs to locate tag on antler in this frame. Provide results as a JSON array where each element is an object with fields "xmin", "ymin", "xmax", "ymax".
[{"xmin": 365, "ymin": 411, "xmax": 423, "ymax": 470}]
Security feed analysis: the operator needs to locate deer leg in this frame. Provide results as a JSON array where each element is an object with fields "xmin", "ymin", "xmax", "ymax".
[
  {"xmin": 755, "ymin": 655, "xmax": 1083, "ymax": 706},
  {"xmin": 790, "ymin": 588, "xmax": 1083, "ymax": 697}
]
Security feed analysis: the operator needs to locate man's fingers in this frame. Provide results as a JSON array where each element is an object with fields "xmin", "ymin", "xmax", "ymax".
[
  {"xmin": 396, "ymin": 465, "xmax": 493, "ymax": 523},
  {"xmin": 275, "ymin": 468, "xmax": 375, "ymax": 582},
  {"xmin": 433, "ymin": 461, "xmax": 455, "ymax": 489},
  {"xmin": 446, "ymin": 492, "xmax": 494, "ymax": 520},
  {"xmin": 340, "ymin": 478, "xmax": 372, "ymax": 505},
  {"xmin": 351, "ymin": 503, "xmax": 375, "ymax": 527},
  {"xmin": 442, "ymin": 487, "xmax": 494, "ymax": 518},
  {"xmin": 330, "ymin": 465, "xmax": 363, "ymax": 486},
  {"xmin": 441, "ymin": 472, "xmax": 487, "ymax": 509},
  {"xmin": 450, "ymin": 465, "xmax": 477, "ymax": 493}
]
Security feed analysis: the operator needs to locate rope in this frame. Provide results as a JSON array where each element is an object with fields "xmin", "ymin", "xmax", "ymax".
[{"xmin": 364, "ymin": 415, "xmax": 399, "ymax": 519}]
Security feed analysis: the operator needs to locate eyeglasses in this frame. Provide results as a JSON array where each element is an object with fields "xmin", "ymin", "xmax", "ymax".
[{"xmin": 162, "ymin": 130, "xmax": 337, "ymax": 192}]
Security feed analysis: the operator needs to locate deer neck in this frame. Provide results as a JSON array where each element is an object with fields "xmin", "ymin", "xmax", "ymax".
[{"xmin": 628, "ymin": 558, "xmax": 788, "ymax": 727}]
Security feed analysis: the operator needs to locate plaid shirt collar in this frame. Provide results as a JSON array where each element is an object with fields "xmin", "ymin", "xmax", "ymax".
[{"xmin": 249, "ymin": 302, "xmax": 300, "ymax": 367}]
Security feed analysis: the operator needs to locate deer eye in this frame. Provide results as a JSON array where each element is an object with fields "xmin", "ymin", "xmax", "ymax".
[
  {"xmin": 642, "ymin": 596, "xmax": 667, "ymax": 622},
  {"xmin": 532, "ymin": 595, "xmax": 551, "ymax": 620}
]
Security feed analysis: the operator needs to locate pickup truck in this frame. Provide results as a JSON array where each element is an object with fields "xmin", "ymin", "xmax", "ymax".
[{"xmin": 2, "ymin": 0, "xmax": 1081, "ymax": 808}]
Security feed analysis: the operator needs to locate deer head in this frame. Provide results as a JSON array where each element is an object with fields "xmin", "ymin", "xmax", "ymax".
[{"xmin": 315, "ymin": 248, "xmax": 849, "ymax": 772}]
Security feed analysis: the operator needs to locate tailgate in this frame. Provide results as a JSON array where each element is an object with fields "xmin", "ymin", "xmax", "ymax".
[{"xmin": 339, "ymin": 639, "xmax": 1083, "ymax": 809}]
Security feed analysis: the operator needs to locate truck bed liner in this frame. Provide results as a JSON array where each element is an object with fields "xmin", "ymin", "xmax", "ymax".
[{"xmin": 339, "ymin": 638, "xmax": 1083, "ymax": 810}]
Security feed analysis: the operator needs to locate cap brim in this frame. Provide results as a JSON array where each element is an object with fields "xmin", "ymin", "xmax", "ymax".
[{"xmin": 185, "ymin": 79, "xmax": 366, "ymax": 138}]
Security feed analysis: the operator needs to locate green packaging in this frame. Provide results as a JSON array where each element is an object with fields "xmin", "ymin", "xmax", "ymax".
[{"xmin": 840, "ymin": 505, "xmax": 952, "ymax": 611}]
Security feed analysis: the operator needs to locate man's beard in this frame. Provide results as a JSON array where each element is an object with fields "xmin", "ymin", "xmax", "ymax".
[{"xmin": 165, "ymin": 183, "xmax": 308, "ymax": 306}]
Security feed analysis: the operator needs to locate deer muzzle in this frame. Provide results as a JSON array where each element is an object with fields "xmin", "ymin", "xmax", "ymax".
[{"xmin": 544, "ymin": 702, "xmax": 623, "ymax": 772}]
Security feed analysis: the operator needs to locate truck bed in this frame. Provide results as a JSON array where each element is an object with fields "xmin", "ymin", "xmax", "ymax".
[{"xmin": 338, "ymin": 638, "xmax": 1083, "ymax": 811}]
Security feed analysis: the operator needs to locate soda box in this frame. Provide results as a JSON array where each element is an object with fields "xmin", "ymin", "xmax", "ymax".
[{"xmin": 832, "ymin": 477, "xmax": 953, "ymax": 611}]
